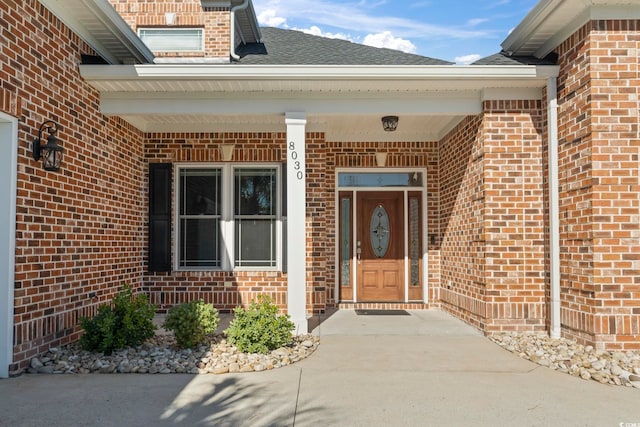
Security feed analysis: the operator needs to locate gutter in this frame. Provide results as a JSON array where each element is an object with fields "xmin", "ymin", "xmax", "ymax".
[
  {"xmin": 79, "ymin": 64, "xmax": 561, "ymax": 80},
  {"xmin": 547, "ymin": 77, "xmax": 561, "ymax": 339},
  {"xmin": 230, "ymin": 0, "xmax": 250, "ymax": 61}
]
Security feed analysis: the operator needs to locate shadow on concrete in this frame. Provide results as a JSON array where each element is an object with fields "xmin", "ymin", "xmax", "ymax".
[
  {"xmin": 307, "ymin": 307, "xmax": 339, "ymax": 336},
  {"xmin": 158, "ymin": 373, "xmax": 333, "ymax": 427}
]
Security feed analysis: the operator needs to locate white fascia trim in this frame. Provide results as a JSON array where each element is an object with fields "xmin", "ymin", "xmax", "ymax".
[
  {"xmin": 482, "ymin": 87, "xmax": 543, "ymax": 101},
  {"xmin": 501, "ymin": 0, "xmax": 559, "ymax": 55},
  {"xmin": 504, "ymin": 1, "xmax": 640, "ymax": 59},
  {"xmin": 79, "ymin": 64, "xmax": 560, "ymax": 80},
  {"xmin": 39, "ymin": 0, "xmax": 154, "ymax": 64},
  {"xmin": 534, "ymin": 5, "xmax": 640, "ymax": 58},
  {"xmin": 533, "ymin": 7, "xmax": 591, "ymax": 59},
  {"xmin": 153, "ymin": 57, "xmax": 230, "ymax": 64}
]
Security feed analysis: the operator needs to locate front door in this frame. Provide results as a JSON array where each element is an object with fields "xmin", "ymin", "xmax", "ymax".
[{"xmin": 356, "ymin": 192, "xmax": 404, "ymax": 301}]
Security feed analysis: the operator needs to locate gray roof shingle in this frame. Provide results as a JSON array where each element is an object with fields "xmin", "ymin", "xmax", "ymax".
[
  {"xmin": 472, "ymin": 52, "xmax": 557, "ymax": 66},
  {"xmin": 235, "ymin": 27, "xmax": 452, "ymax": 65}
]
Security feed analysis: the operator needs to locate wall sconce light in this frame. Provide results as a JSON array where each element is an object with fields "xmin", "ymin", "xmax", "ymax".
[
  {"xmin": 381, "ymin": 115, "xmax": 398, "ymax": 132},
  {"xmin": 220, "ymin": 143, "xmax": 235, "ymax": 161},
  {"xmin": 32, "ymin": 120, "xmax": 63, "ymax": 172},
  {"xmin": 375, "ymin": 152, "xmax": 387, "ymax": 167}
]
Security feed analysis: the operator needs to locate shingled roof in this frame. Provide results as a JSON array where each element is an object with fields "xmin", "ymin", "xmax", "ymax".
[
  {"xmin": 472, "ymin": 52, "xmax": 557, "ymax": 66},
  {"xmin": 235, "ymin": 27, "xmax": 452, "ymax": 65}
]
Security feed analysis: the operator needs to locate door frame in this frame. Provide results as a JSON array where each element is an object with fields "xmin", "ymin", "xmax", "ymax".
[
  {"xmin": 0, "ymin": 113, "xmax": 18, "ymax": 378},
  {"xmin": 334, "ymin": 168, "xmax": 428, "ymax": 304}
]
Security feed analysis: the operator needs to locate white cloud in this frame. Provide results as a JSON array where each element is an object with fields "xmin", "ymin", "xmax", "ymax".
[
  {"xmin": 297, "ymin": 25, "xmax": 354, "ymax": 42},
  {"xmin": 257, "ymin": 8, "xmax": 287, "ymax": 27},
  {"xmin": 253, "ymin": 0, "xmax": 488, "ymax": 41},
  {"xmin": 363, "ymin": 31, "xmax": 417, "ymax": 54},
  {"xmin": 467, "ymin": 18, "xmax": 489, "ymax": 27},
  {"xmin": 409, "ymin": 1, "xmax": 432, "ymax": 8},
  {"xmin": 454, "ymin": 54, "xmax": 482, "ymax": 64}
]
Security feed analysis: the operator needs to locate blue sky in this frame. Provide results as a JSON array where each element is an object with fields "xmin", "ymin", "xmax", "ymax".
[{"xmin": 254, "ymin": 0, "xmax": 539, "ymax": 64}]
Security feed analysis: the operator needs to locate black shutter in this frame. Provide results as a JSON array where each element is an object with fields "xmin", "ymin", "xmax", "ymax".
[
  {"xmin": 148, "ymin": 163, "xmax": 172, "ymax": 272},
  {"xmin": 281, "ymin": 163, "xmax": 287, "ymax": 273}
]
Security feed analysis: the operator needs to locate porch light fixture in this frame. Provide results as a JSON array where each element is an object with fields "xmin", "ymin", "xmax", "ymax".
[
  {"xmin": 32, "ymin": 120, "xmax": 63, "ymax": 172},
  {"xmin": 220, "ymin": 143, "xmax": 235, "ymax": 161},
  {"xmin": 381, "ymin": 115, "xmax": 398, "ymax": 132}
]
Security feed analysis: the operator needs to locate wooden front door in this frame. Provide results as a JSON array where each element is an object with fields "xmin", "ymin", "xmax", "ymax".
[{"xmin": 356, "ymin": 192, "xmax": 404, "ymax": 301}]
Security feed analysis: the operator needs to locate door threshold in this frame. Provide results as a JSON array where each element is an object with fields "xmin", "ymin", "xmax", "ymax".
[{"xmin": 338, "ymin": 302, "xmax": 429, "ymax": 310}]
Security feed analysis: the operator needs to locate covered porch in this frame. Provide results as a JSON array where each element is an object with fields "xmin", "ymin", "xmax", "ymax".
[{"xmin": 80, "ymin": 63, "xmax": 560, "ymax": 335}]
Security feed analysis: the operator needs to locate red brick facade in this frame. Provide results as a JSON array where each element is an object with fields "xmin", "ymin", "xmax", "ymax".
[
  {"xmin": 108, "ymin": 0, "xmax": 231, "ymax": 59},
  {"xmin": 2, "ymin": 0, "xmax": 146, "ymax": 371},
  {"xmin": 556, "ymin": 20, "xmax": 640, "ymax": 350},
  {"xmin": 439, "ymin": 101, "xmax": 547, "ymax": 333},
  {"xmin": 3, "ymin": 1, "xmax": 640, "ymax": 373}
]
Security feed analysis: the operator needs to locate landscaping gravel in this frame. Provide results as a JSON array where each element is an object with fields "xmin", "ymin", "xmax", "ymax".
[
  {"xmin": 27, "ymin": 333, "xmax": 320, "ymax": 375},
  {"xmin": 490, "ymin": 332, "xmax": 640, "ymax": 388}
]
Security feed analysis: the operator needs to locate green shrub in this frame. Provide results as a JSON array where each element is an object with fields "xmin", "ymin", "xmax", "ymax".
[
  {"xmin": 225, "ymin": 295, "xmax": 295, "ymax": 354},
  {"xmin": 162, "ymin": 299, "xmax": 219, "ymax": 349},
  {"xmin": 80, "ymin": 284, "xmax": 156, "ymax": 354}
]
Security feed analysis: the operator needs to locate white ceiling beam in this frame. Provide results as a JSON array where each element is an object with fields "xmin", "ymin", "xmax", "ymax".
[{"xmin": 99, "ymin": 96, "xmax": 483, "ymax": 116}]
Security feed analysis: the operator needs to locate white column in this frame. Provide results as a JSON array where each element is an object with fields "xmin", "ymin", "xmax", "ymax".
[
  {"xmin": 285, "ymin": 112, "xmax": 308, "ymax": 334},
  {"xmin": 0, "ymin": 115, "xmax": 18, "ymax": 378}
]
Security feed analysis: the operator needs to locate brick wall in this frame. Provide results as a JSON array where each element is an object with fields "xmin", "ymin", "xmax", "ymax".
[
  {"xmin": 482, "ymin": 100, "xmax": 547, "ymax": 333},
  {"xmin": 439, "ymin": 116, "xmax": 487, "ymax": 329},
  {"xmin": 439, "ymin": 101, "xmax": 547, "ymax": 333},
  {"xmin": 142, "ymin": 135, "xmax": 440, "ymax": 313},
  {"xmin": 556, "ymin": 20, "xmax": 640, "ymax": 350},
  {"xmin": 1, "ymin": 0, "xmax": 146, "ymax": 372},
  {"xmin": 108, "ymin": 0, "xmax": 231, "ymax": 60},
  {"xmin": 143, "ymin": 133, "xmax": 291, "ymax": 312}
]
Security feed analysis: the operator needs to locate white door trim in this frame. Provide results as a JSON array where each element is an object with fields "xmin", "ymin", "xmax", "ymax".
[
  {"xmin": 0, "ymin": 113, "xmax": 18, "ymax": 378},
  {"xmin": 334, "ymin": 168, "xmax": 428, "ymax": 304}
]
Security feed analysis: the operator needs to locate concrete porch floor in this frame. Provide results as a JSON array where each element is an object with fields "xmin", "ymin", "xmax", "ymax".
[{"xmin": 0, "ymin": 309, "xmax": 638, "ymax": 426}]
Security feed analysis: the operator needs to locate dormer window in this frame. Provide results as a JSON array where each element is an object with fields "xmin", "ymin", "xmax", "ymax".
[{"xmin": 138, "ymin": 28, "xmax": 204, "ymax": 52}]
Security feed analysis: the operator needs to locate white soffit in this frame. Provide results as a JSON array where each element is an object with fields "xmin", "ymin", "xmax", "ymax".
[
  {"xmin": 79, "ymin": 64, "xmax": 559, "ymax": 93},
  {"xmin": 79, "ymin": 64, "xmax": 555, "ymax": 137},
  {"xmin": 39, "ymin": 0, "xmax": 154, "ymax": 64},
  {"xmin": 503, "ymin": 0, "xmax": 640, "ymax": 58}
]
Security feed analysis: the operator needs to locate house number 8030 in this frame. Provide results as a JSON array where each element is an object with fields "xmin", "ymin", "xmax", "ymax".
[{"xmin": 288, "ymin": 141, "xmax": 304, "ymax": 180}]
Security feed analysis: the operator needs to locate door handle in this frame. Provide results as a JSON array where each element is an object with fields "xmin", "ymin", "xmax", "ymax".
[{"xmin": 357, "ymin": 241, "xmax": 361, "ymax": 264}]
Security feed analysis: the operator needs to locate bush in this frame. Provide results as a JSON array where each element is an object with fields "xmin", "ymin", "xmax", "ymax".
[
  {"xmin": 225, "ymin": 295, "xmax": 295, "ymax": 354},
  {"xmin": 80, "ymin": 285, "xmax": 156, "ymax": 354},
  {"xmin": 162, "ymin": 300, "xmax": 219, "ymax": 349}
]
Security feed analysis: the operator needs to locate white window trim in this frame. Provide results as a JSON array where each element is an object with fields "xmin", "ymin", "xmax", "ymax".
[
  {"xmin": 174, "ymin": 163, "xmax": 282, "ymax": 272},
  {"xmin": 138, "ymin": 27, "xmax": 205, "ymax": 53}
]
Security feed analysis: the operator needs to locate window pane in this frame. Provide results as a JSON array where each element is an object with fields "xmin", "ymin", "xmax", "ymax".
[
  {"xmin": 180, "ymin": 169, "xmax": 221, "ymax": 216},
  {"xmin": 340, "ymin": 197, "xmax": 351, "ymax": 286},
  {"xmin": 139, "ymin": 28, "xmax": 203, "ymax": 52},
  {"xmin": 180, "ymin": 218, "xmax": 220, "ymax": 267},
  {"xmin": 235, "ymin": 219, "xmax": 276, "ymax": 267},
  {"xmin": 235, "ymin": 169, "xmax": 276, "ymax": 216},
  {"xmin": 409, "ymin": 197, "xmax": 421, "ymax": 286},
  {"xmin": 338, "ymin": 172, "xmax": 422, "ymax": 187}
]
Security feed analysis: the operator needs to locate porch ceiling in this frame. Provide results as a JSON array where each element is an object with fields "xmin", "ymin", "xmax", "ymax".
[{"xmin": 80, "ymin": 64, "xmax": 559, "ymax": 141}]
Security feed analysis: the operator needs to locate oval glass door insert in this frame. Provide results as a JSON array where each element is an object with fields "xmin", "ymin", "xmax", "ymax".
[{"xmin": 370, "ymin": 204, "xmax": 390, "ymax": 258}]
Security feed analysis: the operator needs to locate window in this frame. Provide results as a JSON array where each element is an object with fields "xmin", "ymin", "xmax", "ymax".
[
  {"xmin": 178, "ymin": 168, "xmax": 221, "ymax": 268},
  {"xmin": 138, "ymin": 28, "xmax": 204, "ymax": 52},
  {"xmin": 176, "ymin": 165, "xmax": 281, "ymax": 270},
  {"xmin": 234, "ymin": 168, "xmax": 277, "ymax": 267}
]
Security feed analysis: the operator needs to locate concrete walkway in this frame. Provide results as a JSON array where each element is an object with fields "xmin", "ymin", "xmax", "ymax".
[{"xmin": 1, "ymin": 310, "xmax": 639, "ymax": 427}]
